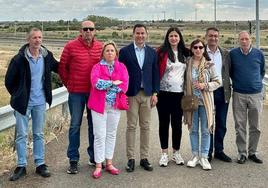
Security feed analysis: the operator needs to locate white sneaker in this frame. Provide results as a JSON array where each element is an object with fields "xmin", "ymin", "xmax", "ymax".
[
  {"xmin": 187, "ymin": 156, "xmax": 200, "ymax": 168},
  {"xmin": 199, "ymin": 157, "xmax": 212, "ymax": 170},
  {"xmin": 159, "ymin": 153, "xmax": 169, "ymax": 167},
  {"xmin": 172, "ymin": 151, "xmax": 184, "ymax": 165}
]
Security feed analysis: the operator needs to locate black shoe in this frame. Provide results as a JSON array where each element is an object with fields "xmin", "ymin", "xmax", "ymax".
[
  {"xmin": 248, "ymin": 154, "xmax": 263, "ymax": 164},
  {"xmin": 9, "ymin": 167, "xmax": 26, "ymax": 181},
  {"xmin": 36, "ymin": 164, "xmax": 51, "ymax": 177},
  {"xmin": 88, "ymin": 159, "xmax": 105, "ymax": 169},
  {"xmin": 126, "ymin": 159, "xmax": 135, "ymax": 172},
  {"xmin": 208, "ymin": 153, "xmax": 212, "ymax": 162},
  {"xmin": 67, "ymin": 161, "xmax": 78, "ymax": 174},
  {"xmin": 215, "ymin": 152, "xmax": 232, "ymax": 162},
  {"xmin": 88, "ymin": 158, "xmax": 96, "ymax": 166},
  {"xmin": 140, "ymin": 158, "xmax": 153, "ymax": 171},
  {"xmin": 237, "ymin": 155, "xmax": 247, "ymax": 164}
]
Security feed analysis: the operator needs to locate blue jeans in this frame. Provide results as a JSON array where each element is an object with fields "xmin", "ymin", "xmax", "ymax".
[
  {"xmin": 67, "ymin": 93, "xmax": 94, "ymax": 162},
  {"xmin": 210, "ymin": 87, "xmax": 229, "ymax": 154},
  {"xmin": 190, "ymin": 105, "xmax": 210, "ymax": 158},
  {"xmin": 14, "ymin": 104, "xmax": 46, "ymax": 167}
]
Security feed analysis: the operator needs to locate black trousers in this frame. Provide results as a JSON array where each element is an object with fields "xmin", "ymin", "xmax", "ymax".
[
  {"xmin": 156, "ymin": 91, "xmax": 184, "ymax": 150},
  {"xmin": 209, "ymin": 87, "xmax": 229, "ymax": 155}
]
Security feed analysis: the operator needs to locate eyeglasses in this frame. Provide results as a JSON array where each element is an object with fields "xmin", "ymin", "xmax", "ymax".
[
  {"xmin": 208, "ymin": 34, "xmax": 219, "ymax": 38},
  {"xmin": 193, "ymin": 46, "xmax": 204, "ymax": 50},
  {"xmin": 82, "ymin": 27, "xmax": 95, "ymax": 32}
]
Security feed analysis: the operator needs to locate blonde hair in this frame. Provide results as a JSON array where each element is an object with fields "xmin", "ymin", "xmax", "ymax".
[{"xmin": 101, "ymin": 40, "xmax": 119, "ymax": 59}]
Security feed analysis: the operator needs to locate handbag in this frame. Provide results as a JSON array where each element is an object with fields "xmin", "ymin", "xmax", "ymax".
[
  {"xmin": 116, "ymin": 92, "xmax": 129, "ymax": 110},
  {"xmin": 181, "ymin": 95, "xmax": 199, "ymax": 111}
]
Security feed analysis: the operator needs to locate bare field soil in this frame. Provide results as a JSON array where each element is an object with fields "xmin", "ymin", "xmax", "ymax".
[{"xmin": 0, "ymin": 46, "xmax": 19, "ymax": 106}]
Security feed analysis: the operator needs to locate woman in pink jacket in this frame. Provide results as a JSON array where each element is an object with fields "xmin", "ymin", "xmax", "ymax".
[{"xmin": 88, "ymin": 41, "xmax": 129, "ymax": 179}]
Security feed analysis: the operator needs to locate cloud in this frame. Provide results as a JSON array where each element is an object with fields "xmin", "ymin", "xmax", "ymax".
[{"xmin": 0, "ymin": 0, "xmax": 267, "ymax": 21}]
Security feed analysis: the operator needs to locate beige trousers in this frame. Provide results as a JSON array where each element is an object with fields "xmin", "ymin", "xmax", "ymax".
[{"xmin": 126, "ymin": 90, "xmax": 152, "ymax": 160}]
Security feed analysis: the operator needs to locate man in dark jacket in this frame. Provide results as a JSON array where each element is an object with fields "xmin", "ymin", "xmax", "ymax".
[
  {"xmin": 205, "ymin": 27, "xmax": 232, "ymax": 162},
  {"xmin": 5, "ymin": 28, "xmax": 58, "ymax": 181}
]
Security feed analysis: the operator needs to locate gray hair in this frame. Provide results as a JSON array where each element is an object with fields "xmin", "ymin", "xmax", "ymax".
[
  {"xmin": 238, "ymin": 30, "xmax": 250, "ymax": 38},
  {"xmin": 26, "ymin": 27, "xmax": 42, "ymax": 40}
]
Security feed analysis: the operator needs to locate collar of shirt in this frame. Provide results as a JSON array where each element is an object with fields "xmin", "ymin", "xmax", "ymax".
[
  {"xmin": 26, "ymin": 47, "xmax": 42, "ymax": 60},
  {"xmin": 100, "ymin": 59, "xmax": 114, "ymax": 74},
  {"xmin": 206, "ymin": 46, "xmax": 220, "ymax": 54},
  {"xmin": 240, "ymin": 46, "xmax": 252, "ymax": 55},
  {"xmin": 100, "ymin": 59, "xmax": 114, "ymax": 66},
  {"xmin": 134, "ymin": 42, "xmax": 146, "ymax": 50}
]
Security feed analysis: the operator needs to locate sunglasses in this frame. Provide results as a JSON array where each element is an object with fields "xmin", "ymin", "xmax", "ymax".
[
  {"xmin": 82, "ymin": 27, "xmax": 95, "ymax": 32},
  {"xmin": 193, "ymin": 46, "xmax": 204, "ymax": 50}
]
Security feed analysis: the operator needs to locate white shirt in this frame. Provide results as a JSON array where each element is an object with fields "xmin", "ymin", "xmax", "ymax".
[
  {"xmin": 134, "ymin": 42, "xmax": 145, "ymax": 69},
  {"xmin": 160, "ymin": 51, "xmax": 186, "ymax": 92},
  {"xmin": 134, "ymin": 42, "xmax": 146, "ymax": 88},
  {"xmin": 207, "ymin": 46, "xmax": 223, "ymax": 87}
]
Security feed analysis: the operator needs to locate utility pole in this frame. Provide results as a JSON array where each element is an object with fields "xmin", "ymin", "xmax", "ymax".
[
  {"xmin": 256, "ymin": 0, "xmax": 260, "ymax": 49},
  {"xmin": 121, "ymin": 20, "xmax": 124, "ymax": 42},
  {"xmin": 195, "ymin": 8, "xmax": 197, "ymax": 22},
  {"xmin": 14, "ymin": 22, "xmax": 17, "ymax": 36},
  {"xmin": 162, "ymin": 11, "xmax": 166, "ymax": 21},
  {"xmin": 234, "ymin": 21, "xmax": 237, "ymax": 48},
  {"xmin": 214, "ymin": 0, "xmax": 217, "ymax": 27},
  {"xmin": 41, "ymin": 21, "xmax": 44, "ymax": 32},
  {"xmin": 67, "ymin": 20, "xmax": 70, "ymax": 39}
]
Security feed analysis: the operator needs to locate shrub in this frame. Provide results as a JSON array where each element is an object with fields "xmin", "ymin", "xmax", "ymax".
[
  {"xmin": 224, "ymin": 39, "xmax": 232, "ymax": 44},
  {"xmin": 112, "ymin": 31, "xmax": 119, "ymax": 38}
]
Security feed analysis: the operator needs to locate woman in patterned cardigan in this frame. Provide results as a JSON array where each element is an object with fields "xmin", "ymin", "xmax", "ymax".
[{"xmin": 184, "ymin": 39, "xmax": 220, "ymax": 170}]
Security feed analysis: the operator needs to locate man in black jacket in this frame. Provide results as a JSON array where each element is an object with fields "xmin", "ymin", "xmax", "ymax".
[{"xmin": 5, "ymin": 28, "xmax": 58, "ymax": 181}]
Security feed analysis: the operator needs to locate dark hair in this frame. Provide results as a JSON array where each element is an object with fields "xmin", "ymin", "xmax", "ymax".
[
  {"xmin": 158, "ymin": 27, "xmax": 190, "ymax": 64},
  {"xmin": 190, "ymin": 39, "xmax": 211, "ymax": 61},
  {"xmin": 206, "ymin": 27, "xmax": 219, "ymax": 35},
  {"xmin": 133, "ymin": 24, "xmax": 147, "ymax": 33}
]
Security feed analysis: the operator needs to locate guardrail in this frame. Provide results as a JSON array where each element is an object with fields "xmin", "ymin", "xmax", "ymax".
[
  {"xmin": 264, "ymin": 74, "xmax": 268, "ymax": 86},
  {"xmin": 0, "ymin": 87, "xmax": 68, "ymax": 132},
  {"xmin": 1, "ymin": 76, "xmax": 268, "ymax": 133}
]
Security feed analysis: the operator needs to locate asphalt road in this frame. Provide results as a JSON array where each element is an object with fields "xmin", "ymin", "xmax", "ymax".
[{"xmin": 0, "ymin": 105, "xmax": 268, "ymax": 188}]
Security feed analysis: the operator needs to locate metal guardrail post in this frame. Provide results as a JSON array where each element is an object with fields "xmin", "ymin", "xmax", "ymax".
[
  {"xmin": 0, "ymin": 105, "xmax": 15, "ymax": 131},
  {"xmin": 62, "ymin": 102, "xmax": 69, "ymax": 118},
  {"xmin": 264, "ymin": 75, "xmax": 268, "ymax": 100}
]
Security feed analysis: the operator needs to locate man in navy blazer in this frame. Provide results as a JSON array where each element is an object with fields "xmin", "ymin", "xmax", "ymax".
[{"xmin": 119, "ymin": 24, "xmax": 160, "ymax": 172}]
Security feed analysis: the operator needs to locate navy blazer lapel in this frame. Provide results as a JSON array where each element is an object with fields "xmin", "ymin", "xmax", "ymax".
[
  {"xmin": 129, "ymin": 43, "xmax": 141, "ymax": 69},
  {"xmin": 142, "ymin": 46, "xmax": 149, "ymax": 70}
]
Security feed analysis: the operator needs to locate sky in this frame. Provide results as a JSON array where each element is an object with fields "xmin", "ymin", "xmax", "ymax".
[{"xmin": 0, "ymin": 0, "xmax": 268, "ymax": 21}]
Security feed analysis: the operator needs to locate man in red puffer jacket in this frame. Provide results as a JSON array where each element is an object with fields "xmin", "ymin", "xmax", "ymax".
[{"xmin": 59, "ymin": 20, "xmax": 102, "ymax": 174}]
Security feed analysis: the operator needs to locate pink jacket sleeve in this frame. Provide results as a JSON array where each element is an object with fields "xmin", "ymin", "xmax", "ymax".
[
  {"xmin": 117, "ymin": 63, "xmax": 129, "ymax": 94},
  {"xmin": 90, "ymin": 63, "xmax": 101, "ymax": 88}
]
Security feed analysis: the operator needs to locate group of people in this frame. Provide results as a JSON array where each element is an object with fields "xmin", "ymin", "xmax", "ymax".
[{"xmin": 5, "ymin": 20, "xmax": 265, "ymax": 181}]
